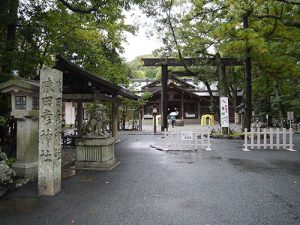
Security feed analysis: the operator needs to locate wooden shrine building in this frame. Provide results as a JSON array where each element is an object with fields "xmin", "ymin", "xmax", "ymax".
[{"xmin": 140, "ymin": 75, "xmax": 242, "ymax": 123}]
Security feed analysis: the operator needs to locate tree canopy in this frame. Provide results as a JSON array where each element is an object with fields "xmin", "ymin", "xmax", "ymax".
[
  {"xmin": 0, "ymin": 0, "xmax": 145, "ymax": 84},
  {"xmin": 139, "ymin": 0, "xmax": 300, "ymax": 127},
  {"xmin": 1, "ymin": 0, "xmax": 300, "ymax": 128}
]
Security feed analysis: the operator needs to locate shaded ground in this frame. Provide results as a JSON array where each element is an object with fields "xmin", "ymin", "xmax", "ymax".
[{"xmin": 0, "ymin": 131, "xmax": 300, "ymax": 225}]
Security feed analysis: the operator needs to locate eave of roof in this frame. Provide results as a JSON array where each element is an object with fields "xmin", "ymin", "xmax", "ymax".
[
  {"xmin": 54, "ymin": 55, "xmax": 139, "ymax": 100},
  {"xmin": 140, "ymin": 76, "xmax": 196, "ymax": 90},
  {"xmin": 148, "ymin": 83, "xmax": 210, "ymax": 102}
]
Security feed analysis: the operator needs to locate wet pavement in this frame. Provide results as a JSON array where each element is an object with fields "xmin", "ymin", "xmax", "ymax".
[{"xmin": 0, "ymin": 131, "xmax": 300, "ymax": 225}]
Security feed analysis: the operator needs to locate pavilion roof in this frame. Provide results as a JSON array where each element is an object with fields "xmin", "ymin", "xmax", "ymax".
[
  {"xmin": 55, "ymin": 55, "xmax": 139, "ymax": 100},
  {"xmin": 149, "ymin": 83, "xmax": 210, "ymax": 103},
  {"xmin": 141, "ymin": 75, "xmax": 196, "ymax": 90}
]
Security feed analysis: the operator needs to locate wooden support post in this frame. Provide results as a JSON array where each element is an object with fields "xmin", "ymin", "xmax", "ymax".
[
  {"xmin": 139, "ymin": 107, "xmax": 143, "ymax": 131},
  {"xmin": 181, "ymin": 95, "xmax": 184, "ymax": 119},
  {"xmin": 198, "ymin": 102, "xmax": 201, "ymax": 120},
  {"xmin": 161, "ymin": 65, "xmax": 168, "ymax": 131},
  {"xmin": 112, "ymin": 96, "xmax": 118, "ymax": 139},
  {"xmin": 77, "ymin": 101, "xmax": 83, "ymax": 135},
  {"xmin": 217, "ymin": 53, "xmax": 229, "ymax": 135}
]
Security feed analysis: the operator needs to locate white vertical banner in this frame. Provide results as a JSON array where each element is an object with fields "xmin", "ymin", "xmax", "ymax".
[{"xmin": 220, "ymin": 97, "xmax": 229, "ymax": 128}]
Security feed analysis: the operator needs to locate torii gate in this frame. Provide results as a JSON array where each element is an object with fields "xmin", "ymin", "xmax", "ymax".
[{"xmin": 141, "ymin": 57, "xmax": 243, "ymax": 131}]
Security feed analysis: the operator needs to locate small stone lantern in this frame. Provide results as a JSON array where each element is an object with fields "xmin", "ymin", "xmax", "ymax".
[{"xmin": 0, "ymin": 79, "xmax": 39, "ymax": 180}]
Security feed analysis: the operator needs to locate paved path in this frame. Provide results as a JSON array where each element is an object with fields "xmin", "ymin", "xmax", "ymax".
[{"xmin": 0, "ymin": 133, "xmax": 300, "ymax": 225}]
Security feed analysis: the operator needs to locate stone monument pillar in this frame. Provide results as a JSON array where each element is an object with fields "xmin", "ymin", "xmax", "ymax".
[{"xmin": 38, "ymin": 69, "xmax": 63, "ymax": 196}]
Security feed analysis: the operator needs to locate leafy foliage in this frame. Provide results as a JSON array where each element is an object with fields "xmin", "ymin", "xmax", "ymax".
[
  {"xmin": 140, "ymin": 0, "xmax": 300, "ymax": 123},
  {"xmin": 0, "ymin": 0, "xmax": 144, "ymax": 83},
  {"xmin": 126, "ymin": 55, "xmax": 160, "ymax": 79}
]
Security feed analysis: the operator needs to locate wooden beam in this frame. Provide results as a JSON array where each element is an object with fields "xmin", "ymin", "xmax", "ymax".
[
  {"xmin": 94, "ymin": 91, "xmax": 113, "ymax": 102},
  {"xmin": 141, "ymin": 57, "xmax": 243, "ymax": 67},
  {"xmin": 170, "ymin": 71, "xmax": 195, "ymax": 77},
  {"xmin": 63, "ymin": 94, "xmax": 94, "ymax": 102}
]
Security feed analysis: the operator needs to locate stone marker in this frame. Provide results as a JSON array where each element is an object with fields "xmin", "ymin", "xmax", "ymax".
[{"xmin": 38, "ymin": 69, "xmax": 63, "ymax": 196}]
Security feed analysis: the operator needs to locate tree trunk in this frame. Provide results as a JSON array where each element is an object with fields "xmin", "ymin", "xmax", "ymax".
[
  {"xmin": 274, "ymin": 79, "xmax": 285, "ymax": 126},
  {"xmin": 243, "ymin": 14, "xmax": 252, "ymax": 131},
  {"xmin": 1, "ymin": 0, "xmax": 19, "ymax": 74},
  {"xmin": 216, "ymin": 53, "xmax": 228, "ymax": 134}
]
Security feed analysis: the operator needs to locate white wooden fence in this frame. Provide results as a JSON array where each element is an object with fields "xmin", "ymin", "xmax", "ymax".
[
  {"xmin": 243, "ymin": 128, "xmax": 296, "ymax": 152},
  {"xmin": 164, "ymin": 129, "xmax": 212, "ymax": 151}
]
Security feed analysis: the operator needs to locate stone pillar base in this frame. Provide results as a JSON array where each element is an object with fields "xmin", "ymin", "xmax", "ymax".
[
  {"xmin": 75, "ymin": 136, "xmax": 119, "ymax": 171},
  {"xmin": 13, "ymin": 161, "xmax": 38, "ymax": 181}
]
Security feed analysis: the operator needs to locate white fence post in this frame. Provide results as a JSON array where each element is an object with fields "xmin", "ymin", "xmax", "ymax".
[
  {"xmin": 257, "ymin": 129, "xmax": 261, "ymax": 149},
  {"xmin": 242, "ymin": 127, "xmax": 296, "ymax": 152},
  {"xmin": 206, "ymin": 132, "xmax": 212, "ymax": 151},
  {"xmin": 270, "ymin": 128, "xmax": 274, "ymax": 149},
  {"xmin": 287, "ymin": 128, "xmax": 296, "ymax": 151},
  {"xmin": 276, "ymin": 128, "xmax": 280, "ymax": 150},
  {"xmin": 243, "ymin": 129, "xmax": 250, "ymax": 151},
  {"xmin": 283, "ymin": 128, "xmax": 287, "ymax": 149}
]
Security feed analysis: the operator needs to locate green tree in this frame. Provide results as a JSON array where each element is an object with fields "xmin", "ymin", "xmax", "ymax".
[
  {"xmin": 141, "ymin": 0, "xmax": 300, "ymax": 128},
  {"xmin": 126, "ymin": 55, "xmax": 159, "ymax": 79}
]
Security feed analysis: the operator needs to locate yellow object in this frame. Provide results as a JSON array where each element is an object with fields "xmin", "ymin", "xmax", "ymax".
[{"xmin": 201, "ymin": 114, "xmax": 214, "ymax": 126}]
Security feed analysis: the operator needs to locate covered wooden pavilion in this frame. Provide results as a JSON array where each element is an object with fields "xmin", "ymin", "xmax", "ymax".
[{"xmin": 55, "ymin": 55, "xmax": 139, "ymax": 138}]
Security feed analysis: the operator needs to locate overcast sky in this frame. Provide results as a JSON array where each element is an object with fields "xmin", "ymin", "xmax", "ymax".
[{"xmin": 121, "ymin": 7, "xmax": 162, "ymax": 62}]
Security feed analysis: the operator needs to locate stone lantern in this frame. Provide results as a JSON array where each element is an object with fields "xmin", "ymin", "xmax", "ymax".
[{"xmin": 0, "ymin": 79, "xmax": 39, "ymax": 180}]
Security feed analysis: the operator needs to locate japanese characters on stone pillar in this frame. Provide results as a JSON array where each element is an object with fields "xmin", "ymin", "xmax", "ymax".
[{"xmin": 38, "ymin": 69, "xmax": 63, "ymax": 196}]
